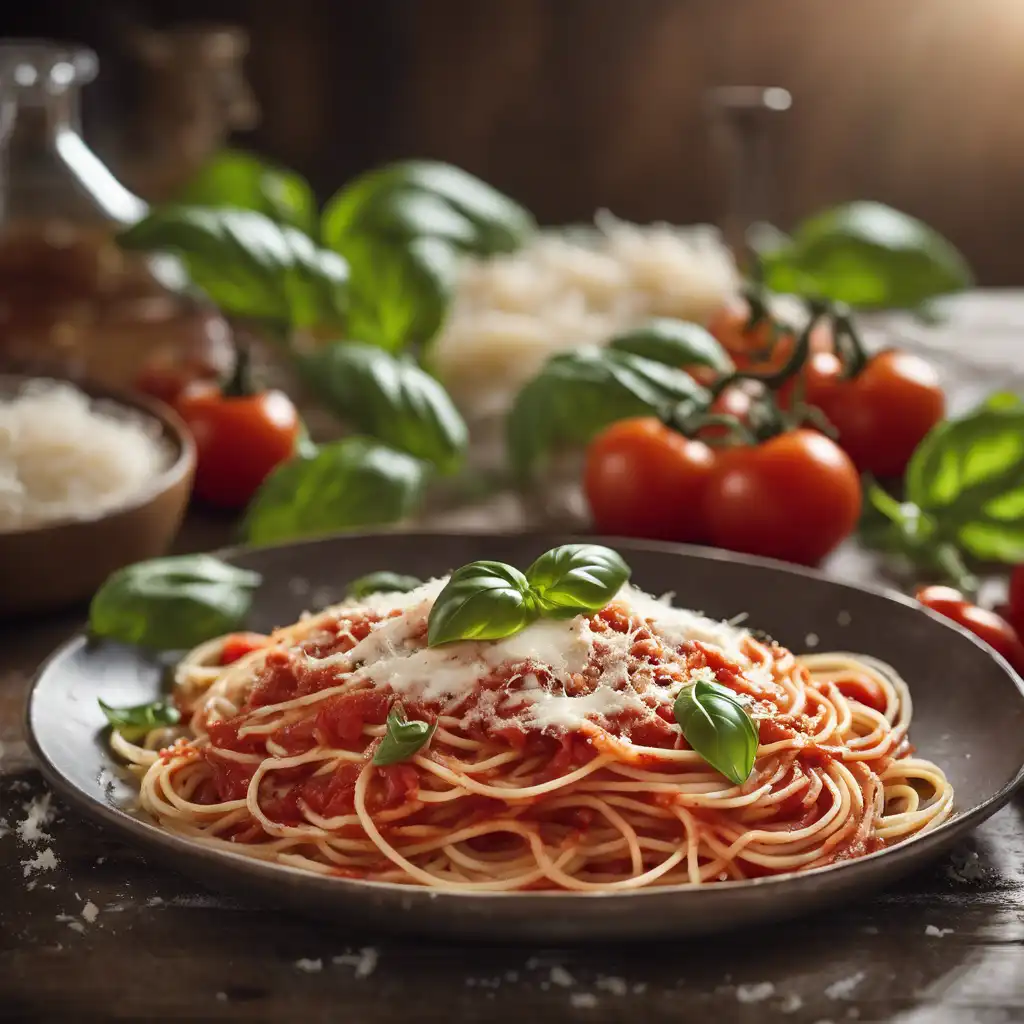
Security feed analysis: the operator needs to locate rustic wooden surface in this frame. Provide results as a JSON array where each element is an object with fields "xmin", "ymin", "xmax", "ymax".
[{"xmin": 3, "ymin": 305, "xmax": 1024, "ymax": 1022}]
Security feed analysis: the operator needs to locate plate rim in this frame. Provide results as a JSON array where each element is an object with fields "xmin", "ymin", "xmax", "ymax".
[{"xmin": 24, "ymin": 531, "xmax": 1024, "ymax": 907}]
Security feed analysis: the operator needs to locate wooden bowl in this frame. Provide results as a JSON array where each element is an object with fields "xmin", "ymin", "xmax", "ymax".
[{"xmin": 0, "ymin": 375, "xmax": 195, "ymax": 616}]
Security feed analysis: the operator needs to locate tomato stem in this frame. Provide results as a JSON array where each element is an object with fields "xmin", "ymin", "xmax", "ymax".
[
  {"xmin": 829, "ymin": 304, "xmax": 869, "ymax": 380},
  {"xmin": 935, "ymin": 542, "xmax": 979, "ymax": 598},
  {"xmin": 222, "ymin": 336, "xmax": 256, "ymax": 398}
]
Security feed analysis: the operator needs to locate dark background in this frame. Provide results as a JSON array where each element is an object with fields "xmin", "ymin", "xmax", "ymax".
[{"xmin": 5, "ymin": 0, "xmax": 1024, "ymax": 283}]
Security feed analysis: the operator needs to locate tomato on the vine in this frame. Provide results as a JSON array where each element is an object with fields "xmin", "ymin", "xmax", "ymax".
[
  {"xmin": 175, "ymin": 344, "xmax": 300, "ymax": 510},
  {"xmin": 792, "ymin": 349, "xmax": 945, "ymax": 479},
  {"xmin": 707, "ymin": 301, "xmax": 832, "ymax": 374},
  {"xmin": 584, "ymin": 418, "xmax": 717, "ymax": 543},
  {"xmin": 917, "ymin": 585, "xmax": 1024, "ymax": 674},
  {"xmin": 702, "ymin": 429, "xmax": 862, "ymax": 566}
]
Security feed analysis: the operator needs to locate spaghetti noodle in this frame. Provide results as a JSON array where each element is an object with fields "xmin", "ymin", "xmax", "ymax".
[{"xmin": 111, "ymin": 580, "xmax": 953, "ymax": 891}]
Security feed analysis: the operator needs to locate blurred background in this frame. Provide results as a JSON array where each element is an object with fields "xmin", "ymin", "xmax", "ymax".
[{"xmin": 4, "ymin": 0, "xmax": 1024, "ymax": 284}]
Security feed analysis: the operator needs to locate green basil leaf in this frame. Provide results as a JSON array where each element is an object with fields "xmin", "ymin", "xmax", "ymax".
[
  {"xmin": 428, "ymin": 561, "xmax": 536, "ymax": 646},
  {"xmin": 98, "ymin": 699, "xmax": 180, "ymax": 743},
  {"xmin": 118, "ymin": 207, "xmax": 348, "ymax": 328},
  {"xmin": 760, "ymin": 201, "xmax": 972, "ymax": 309},
  {"xmin": 673, "ymin": 680, "xmax": 759, "ymax": 786},
  {"xmin": 298, "ymin": 342, "xmax": 468, "ymax": 474},
  {"xmin": 339, "ymin": 233, "xmax": 457, "ymax": 352},
  {"xmin": 177, "ymin": 149, "xmax": 317, "ymax": 235},
  {"xmin": 89, "ymin": 555, "xmax": 262, "ymax": 651},
  {"xmin": 242, "ymin": 437, "xmax": 429, "ymax": 546},
  {"xmin": 373, "ymin": 704, "xmax": 437, "ymax": 766},
  {"xmin": 983, "ymin": 392, "xmax": 1024, "ymax": 412},
  {"xmin": 525, "ymin": 544, "xmax": 630, "ymax": 617},
  {"xmin": 904, "ymin": 404, "xmax": 1024, "ymax": 563},
  {"xmin": 347, "ymin": 571, "xmax": 424, "ymax": 600},
  {"xmin": 608, "ymin": 319, "xmax": 733, "ymax": 374},
  {"xmin": 507, "ymin": 347, "xmax": 710, "ymax": 479},
  {"xmin": 323, "ymin": 160, "xmax": 534, "ymax": 256}
]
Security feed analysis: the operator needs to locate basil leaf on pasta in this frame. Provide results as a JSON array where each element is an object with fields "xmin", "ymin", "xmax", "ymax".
[
  {"xmin": 525, "ymin": 544, "xmax": 630, "ymax": 617},
  {"xmin": 98, "ymin": 699, "xmax": 180, "ymax": 743},
  {"xmin": 373, "ymin": 705, "xmax": 437, "ymax": 766},
  {"xmin": 674, "ymin": 680, "xmax": 759, "ymax": 786},
  {"xmin": 428, "ymin": 561, "xmax": 536, "ymax": 646}
]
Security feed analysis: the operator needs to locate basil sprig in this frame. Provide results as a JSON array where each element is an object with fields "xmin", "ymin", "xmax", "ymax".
[
  {"xmin": 89, "ymin": 555, "xmax": 262, "ymax": 651},
  {"xmin": 242, "ymin": 437, "xmax": 429, "ymax": 547},
  {"xmin": 373, "ymin": 704, "xmax": 437, "ymax": 766},
  {"xmin": 298, "ymin": 342, "xmax": 468, "ymax": 474},
  {"xmin": 507, "ymin": 347, "xmax": 710, "ymax": 479},
  {"xmin": 607, "ymin": 319, "xmax": 733, "ymax": 374},
  {"xmin": 347, "ymin": 572, "xmax": 424, "ymax": 600},
  {"xmin": 863, "ymin": 398, "xmax": 1024, "ymax": 583},
  {"xmin": 756, "ymin": 201, "xmax": 971, "ymax": 309},
  {"xmin": 428, "ymin": 544, "xmax": 630, "ymax": 646},
  {"xmin": 118, "ymin": 207, "xmax": 349, "ymax": 329},
  {"xmin": 673, "ymin": 680, "xmax": 759, "ymax": 786},
  {"xmin": 98, "ymin": 699, "xmax": 181, "ymax": 743}
]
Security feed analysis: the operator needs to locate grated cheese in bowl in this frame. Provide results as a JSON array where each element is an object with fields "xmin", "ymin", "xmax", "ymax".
[{"xmin": 0, "ymin": 378, "xmax": 172, "ymax": 532}]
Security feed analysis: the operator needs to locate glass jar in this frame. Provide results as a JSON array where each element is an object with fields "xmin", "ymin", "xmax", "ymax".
[{"xmin": 0, "ymin": 40, "xmax": 232, "ymax": 392}]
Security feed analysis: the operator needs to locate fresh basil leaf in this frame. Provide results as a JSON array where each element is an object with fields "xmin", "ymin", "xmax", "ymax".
[
  {"xmin": 373, "ymin": 705, "xmax": 437, "ymax": 766},
  {"xmin": 428, "ymin": 561, "xmax": 536, "ymax": 646},
  {"xmin": 338, "ymin": 233, "xmax": 456, "ymax": 352},
  {"xmin": 177, "ymin": 149, "xmax": 317, "ymax": 235},
  {"xmin": 608, "ymin": 319, "xmax": 733, "ymax": 374},
  {"xmin": 983, "ymin": 392, "xmax": 1024, "ymax": 412},
  {"xmin": 242, "ymin": 437, "xmax": 429, "ymax": 546},
  {"xmin": 118, "ymin": 207, "xmax": 348, "ymax": 328},
  {"xmin": 525, "ymin": 544, "xmax": 630, "ymax": 617},
  {"xmin": 298, "ymin": 342, "xmax": 468, "ymax": 473},
  {"xmin": 904, "ymin": 404, "xmax": 1024, "ymax": 560},
  {"xmin": 507, "ymin": 347, "xmax": 710, "ymax": 479},
  {"xmin": 323, "ymin": 160, "xmax": 534, "ymax": 256},
  {"xmin": 98, "ymin": 699, "xmax": 180, "ymax": 743},
  {"xmin": 673, "ymin": 680, "xmax": 759, "ymax": 786},
  {"xmin": 347, "ymin": 571, "xmax": 424, "ymax": 600},
  {"xmin": 89, "ymin": 555, "xmax": 262, "ymax": 651},
  {"xmin": 759, "ymin": 201, "xmax": 972, "ymax": 309}
]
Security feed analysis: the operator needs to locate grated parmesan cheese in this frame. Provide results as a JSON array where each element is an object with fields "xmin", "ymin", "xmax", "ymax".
[
  {"xmin": 17, "ymin": 793, "xmax": 53, "ymax": 845},
  {"xmin": 306, "ymin": 580, "xmax": 752, "ymax": 736},
  {"xmin": 0, "ymin": 379, "xmax": 170, "ymax": 532}
]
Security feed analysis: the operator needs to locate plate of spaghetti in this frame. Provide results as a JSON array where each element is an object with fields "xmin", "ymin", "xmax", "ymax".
[{"xmin": 28, "ymin": 534, "xmax": 1024, "ymax": 940}]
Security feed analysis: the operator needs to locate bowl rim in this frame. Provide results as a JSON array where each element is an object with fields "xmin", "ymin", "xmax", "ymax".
[{"xmin": 0, "ymin": 372, "xmax": 195, "ymax": 537}]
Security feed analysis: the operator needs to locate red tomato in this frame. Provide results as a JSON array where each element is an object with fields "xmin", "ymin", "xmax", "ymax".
[
  {"xmin": 702, "ymin": 429, "xmax": 862, "ymax": 565},
  {"xmin": 584, "ymin": 418, "xmax": 717, "ymax": 543},
  {"xmin": 176, "ymin": 383, "xmax": 299, "ymax": 509},
  {"xmin": 916, "ymin": 586, "xmax": 1024, "ymax": 675},
  {"xmin": 707, "ymin": 302, "xmax": 832, "ymax": 374},
  {"xmin": 699, "ymin": 381, "xmax": 764, "ymax": 442},
  {"xmin": 1008, "ymin": 566, "xmax": 1024, "ymax": 636},
  {"xmin": 801, "ymin": 350, "xmax": 944, "ymax": 479}
]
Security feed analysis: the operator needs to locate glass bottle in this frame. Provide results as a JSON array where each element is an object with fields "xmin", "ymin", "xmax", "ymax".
[{"xmin": 0, "ymin": 41, "xmax": 232, "ymax": 392}]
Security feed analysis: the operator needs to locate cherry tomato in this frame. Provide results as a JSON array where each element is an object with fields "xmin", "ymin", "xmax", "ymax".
[
  {"xmin": 800, "ymin": 350, "xmax": 944, "ymax": 479},
  {"xmin": 707, "ymin": 301, "xmax": 832, "ymax": 374},
  {"xmin": 1008, "ymin": 566, "xmax": 1024, "ymax": 637},
  {"xmin": 916, "ymin": 586, "xmax": 1024, "ymax": 675},
  {"xmin": 702, "ymin": 429, "xmax": 862, "ymax": 565},
  {"xmin": 699, "ymin": 380, "xmax": 764, "ymax": 442},
  {"xmin": 176, "ymin": 383, "xmax": 299, "ymax": 509},
  {"xmin": 584, "ymin": 418, "xmax": 717, "ymax": 543}
]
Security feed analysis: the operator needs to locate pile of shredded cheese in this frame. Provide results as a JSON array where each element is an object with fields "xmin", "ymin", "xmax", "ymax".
[{"xmin": 0, "ymin": 379, "xmax": 170, "ymax": 532}]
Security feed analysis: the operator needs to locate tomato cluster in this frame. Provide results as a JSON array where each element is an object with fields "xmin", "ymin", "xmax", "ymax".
[{"xmin": 585, "ymin": 295, "xmax": 947, "ymax": 567}]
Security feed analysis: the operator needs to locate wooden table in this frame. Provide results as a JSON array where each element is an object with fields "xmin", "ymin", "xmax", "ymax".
[{"xmin": 3, "ymin": 298, "xmax": 1024, "ymax": 1023}]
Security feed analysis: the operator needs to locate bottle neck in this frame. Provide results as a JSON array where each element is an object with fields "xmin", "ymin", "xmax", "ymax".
[{"xmin": 11, "ymin": 90, "xmax": 82, "ymax": 149}]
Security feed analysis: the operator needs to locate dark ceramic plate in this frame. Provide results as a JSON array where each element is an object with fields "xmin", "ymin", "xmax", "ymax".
[{"xmin": 26, "ymin": 533, "xmax": 1024, "ymax": 941}]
